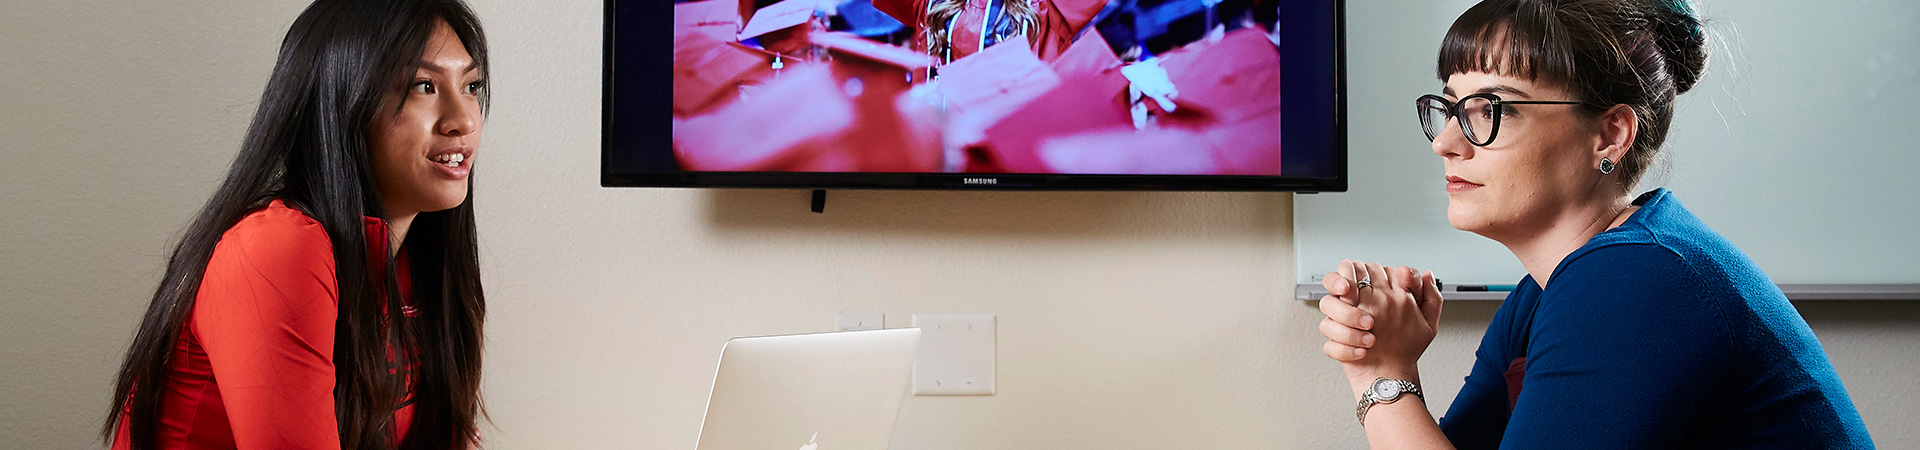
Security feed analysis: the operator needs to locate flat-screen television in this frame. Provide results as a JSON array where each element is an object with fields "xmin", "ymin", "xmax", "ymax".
[{"xmin": 603, "ymin": 0, "xmax": 1344, "ymax": 191}]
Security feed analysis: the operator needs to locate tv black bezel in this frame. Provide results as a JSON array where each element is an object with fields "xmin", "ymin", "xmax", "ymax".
[{"xmin": 600, "ymin": 0, "xmax": 1347, "ymax": 192}]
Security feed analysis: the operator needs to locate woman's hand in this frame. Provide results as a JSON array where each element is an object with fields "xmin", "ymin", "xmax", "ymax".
[{"xmin": 1318, "ymin": 260, "xmax": 1444, "ymax": 398}]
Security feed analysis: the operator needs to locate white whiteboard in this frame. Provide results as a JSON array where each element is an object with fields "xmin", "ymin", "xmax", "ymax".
[{"xmin": 1297, "ymin": 0, "xmax": 1920, "ymax": 290}]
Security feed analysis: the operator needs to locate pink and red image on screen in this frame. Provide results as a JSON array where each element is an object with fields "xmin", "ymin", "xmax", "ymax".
[{"xmin": 672, "ymin": 0, "xmax": 1283, "ymax": 175}]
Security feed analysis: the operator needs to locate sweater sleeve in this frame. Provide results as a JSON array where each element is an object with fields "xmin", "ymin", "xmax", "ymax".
[
  {"xmin": 192, "ymin": 211, "xmax": 342, "ymax": 450},
  {"xmin": 1496, "ymin": 244, "xmax": 1727, "ymax": 449}
]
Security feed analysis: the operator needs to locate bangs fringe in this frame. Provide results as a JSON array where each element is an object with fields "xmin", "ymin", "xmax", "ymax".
[{"xmin": 1437, "ymin": 0, "xmax": 1576, "ymax": 87}]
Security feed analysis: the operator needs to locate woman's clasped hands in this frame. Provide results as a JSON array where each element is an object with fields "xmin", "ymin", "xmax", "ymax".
[{"xmin": 1318, "ymin": 260, "xmax": 1445, "ymax": 397}]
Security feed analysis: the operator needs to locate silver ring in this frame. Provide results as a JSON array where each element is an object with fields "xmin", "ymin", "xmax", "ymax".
[{"xmin": 1349, "ymin": 261, "xmax": 1373, "ymax": 290}]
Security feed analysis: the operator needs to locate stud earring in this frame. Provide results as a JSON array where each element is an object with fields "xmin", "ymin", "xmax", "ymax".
[{"xmin": 1599, "ymin": 157, "xmax": 1617, "ymax": 175}]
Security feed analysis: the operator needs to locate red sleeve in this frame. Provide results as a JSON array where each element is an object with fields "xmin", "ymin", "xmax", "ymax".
[
  {"xmin": 1031, "ymin": 0, "xmax": 1112, "ymax": 61},
  {"xmin": 193, "ymin": 207, "xmax": 342, "ymax": 450},
  {"xmin": 870, "ymin": 0, "xmax": 930, "ymax": 32},
  {"xmin": 1046, "ymin": 0, "xmax": 1107, "ymax": 35}
]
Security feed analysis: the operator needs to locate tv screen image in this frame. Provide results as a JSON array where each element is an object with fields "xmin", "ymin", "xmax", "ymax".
[{"xmin": 605, "ymin": 0, "xmax": 1344, "ymax": 191}]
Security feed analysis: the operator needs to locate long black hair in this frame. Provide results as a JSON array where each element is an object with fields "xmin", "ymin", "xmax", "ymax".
[{"xmin": 103, "ymin": 0, "xmax": 489, "ymax": 448}]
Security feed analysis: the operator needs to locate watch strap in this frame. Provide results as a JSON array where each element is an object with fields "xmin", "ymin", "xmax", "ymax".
[{"xmin": 1356, "ymin": 378, "xmax": 1424, "ymax": 426}]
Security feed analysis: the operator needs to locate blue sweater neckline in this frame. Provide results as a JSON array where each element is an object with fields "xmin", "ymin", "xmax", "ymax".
[{"xmin": 1519, "ymin": 188, "xmax": 1676, "ymax": 290}]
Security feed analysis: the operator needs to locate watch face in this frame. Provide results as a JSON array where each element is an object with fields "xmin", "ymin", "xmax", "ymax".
[{"xmin": 1371, "ymin": 379, "xmax": 1400, "ymax": 400}]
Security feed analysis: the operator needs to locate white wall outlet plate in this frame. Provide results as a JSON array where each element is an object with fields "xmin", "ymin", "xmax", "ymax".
[
  {"xmin": 836, "ymin": 311, "xmax": 885, "ymax": 331},
  {"xmin": 910, "ymin": 314, "xmax": 995, "ymax": 396}
]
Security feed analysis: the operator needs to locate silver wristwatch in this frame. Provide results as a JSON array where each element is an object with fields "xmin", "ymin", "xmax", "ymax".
[{"xmin": 1356, "ymin": 377, "xmax": 1423, "ymax": 426}]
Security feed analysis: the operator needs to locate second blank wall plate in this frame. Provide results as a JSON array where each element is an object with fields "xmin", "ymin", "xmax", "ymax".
[{"xmin": 910, "ymin": 314, "xmax": 995, "ymax": 396}]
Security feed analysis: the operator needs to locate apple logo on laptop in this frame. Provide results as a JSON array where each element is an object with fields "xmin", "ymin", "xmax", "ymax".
[{"xmin": 799, "ymin": 432, "xmax": 818, "ymax": 450}]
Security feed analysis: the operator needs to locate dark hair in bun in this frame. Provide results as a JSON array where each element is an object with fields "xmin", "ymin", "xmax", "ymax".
[
  {"xmin": 1437, "ymin": 0, "xmax": 1710, "ymax": 190},
  {"xmin": 1652, "ymin": 1, "xmax": 1710, "ymax": 94}
]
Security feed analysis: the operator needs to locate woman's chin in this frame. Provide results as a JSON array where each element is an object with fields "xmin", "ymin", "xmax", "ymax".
[
  {"xmin": 422, "ymin": 188, "xmax": 469, "ymax": 213},
  {"xmin": 1446, "ymin": 204, "xmax": 1487, "ymax": 233}
]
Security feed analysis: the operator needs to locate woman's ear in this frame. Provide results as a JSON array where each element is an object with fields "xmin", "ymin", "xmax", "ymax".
[{"xmin": 1598, "ymin": 104, "xmax": 1638, "ymax": 165}]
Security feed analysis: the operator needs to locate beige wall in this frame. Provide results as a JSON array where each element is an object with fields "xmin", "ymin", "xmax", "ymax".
[{"xmin": 4, "ymin": 1, "xmax": 1915, "ymax": 448}]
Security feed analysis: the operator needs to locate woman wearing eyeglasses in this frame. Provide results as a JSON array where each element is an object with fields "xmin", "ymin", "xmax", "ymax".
[{"xmin": 1314, "ymin": 0, "xmax": 1873, "ymax": 448}]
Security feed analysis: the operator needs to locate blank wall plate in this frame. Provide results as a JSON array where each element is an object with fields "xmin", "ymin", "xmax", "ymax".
[{"xmin": 911, "ymin": 314, "xmax": 995, "ymax": 396}]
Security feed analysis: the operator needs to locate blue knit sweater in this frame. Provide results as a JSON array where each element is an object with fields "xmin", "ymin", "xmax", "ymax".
[{"xmin": 1436, "ymin": 189, "xmax": 1874, "ymax": 449}]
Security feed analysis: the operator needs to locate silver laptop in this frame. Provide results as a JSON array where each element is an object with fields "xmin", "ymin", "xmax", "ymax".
[{"xmin": 695, "ymin": 328, "xmax": 922, "ymax": 450}]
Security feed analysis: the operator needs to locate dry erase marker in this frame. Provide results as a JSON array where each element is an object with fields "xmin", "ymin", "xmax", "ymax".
[{"xmin": 1456, "ymin": 284, "xmax": 1517, "ymax": 292}]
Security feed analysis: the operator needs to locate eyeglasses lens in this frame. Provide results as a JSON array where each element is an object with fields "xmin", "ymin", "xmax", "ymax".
[
  {"xmin": 1459, "ymin": 96, "xmax": 1495, "ymax": 145},
  {"xmin": 1418, "ymin": 97, "xmax": 1449, "ymax": 142}
]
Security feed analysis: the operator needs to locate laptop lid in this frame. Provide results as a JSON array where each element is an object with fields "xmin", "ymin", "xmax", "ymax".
[{"xmin": 695, "ymin": 328, "xmax": 921, "ymax": 450}]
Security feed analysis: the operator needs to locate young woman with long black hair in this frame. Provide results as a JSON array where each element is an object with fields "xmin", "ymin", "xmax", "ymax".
[{"xmin": 102, "ymin": 0, "xmax": 490, "ymax": 448}]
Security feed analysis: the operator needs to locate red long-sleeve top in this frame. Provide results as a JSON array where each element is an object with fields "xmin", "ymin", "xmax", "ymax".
[{"xmin": 113, "ymin": 200, "xmax": 414, "ymax": 450}]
